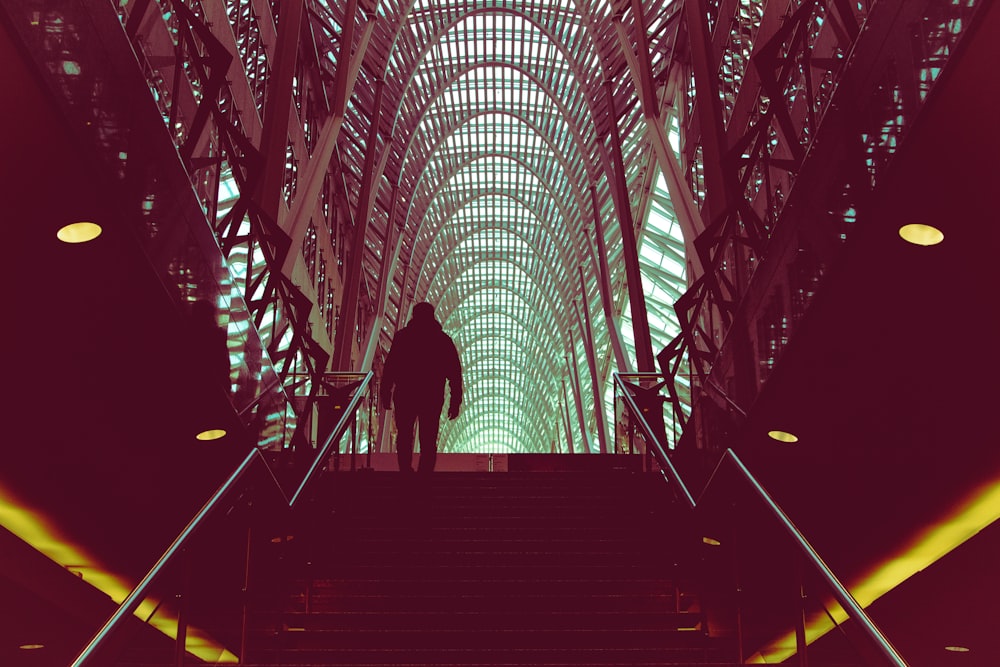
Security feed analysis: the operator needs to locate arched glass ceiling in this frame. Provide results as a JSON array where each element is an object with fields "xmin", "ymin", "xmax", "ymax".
[{"xmin": 330, "ymin": 0, "xmax": 688, "ymax": 453}]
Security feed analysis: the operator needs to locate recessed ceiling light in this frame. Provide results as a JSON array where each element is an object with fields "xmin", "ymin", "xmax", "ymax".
[
  {"xmin": 57, "ymin": 221, "xmax": 102, "ymax": 243},
  {"xmin": 768, "ymin": 430, "xmax": 799, "ymax": 443},
  {"xmin": 195, "ymin": 428, "xmax": 227, "ymax": 441},
  {"xmin": 945, "ymin": 646, "xmax": 971, "ymax": 652},
  {"xmin": 898, "ymin": 223, "xmax": 944, "ymax": 246},
  {"xmin": 19, "ymin": 644, "xmax": 44, "ymax": 650},
  {"xmin": 702, "ymin": 537, "xmax": 722, "ymax": 546}
]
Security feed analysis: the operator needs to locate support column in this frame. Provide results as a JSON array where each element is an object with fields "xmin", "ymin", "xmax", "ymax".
[
  {"xmin": 278, "ymin": 0, "xmax": 376, "ymax": 278},
  {"xmin": 612, "ymin": 4, "xmax": 706, "ymax": 277},
  {"xmin": 561, "ymin": 379, "xmax": 575, "ymax": 454},
  {"xmin": 333, "ymin": 76, "xmax": 387, "ymax": 371},
  {"xmin": 603, "ymin": 80, "xmax": 655, "ymax": 372},
  {"xmin": 683, "ymin": 0, "xmax": 731, "ymax": 225},
  {"xmin": 590, "ymin": 186, "xmax": 630, "ymax": 373},
  {"xmin": 575, "ymin": 270, "xmax": 609, "ymax": 454},
  {"xmin": 361, "ymin": 181, "xmax": 401, "ymax": 370},
  {"xmin": 256, "ymin": 0, "xmax": 304, "ymax": 221},
  {"xmin": 567, "ymin": 333, "xmax": 594, "ymax": 453}
]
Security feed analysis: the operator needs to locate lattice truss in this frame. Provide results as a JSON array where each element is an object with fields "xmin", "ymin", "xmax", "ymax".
[
  {"xmin": 323, "ymin": 0, "xmax": 689, "ymax": 454},
  {"xmin": 95, "ymin": 0, "xmax": 690, "ymax": 455},
  {"xmin": 105, "ymin": 0, "xmax": 983, "ymax": 456}
]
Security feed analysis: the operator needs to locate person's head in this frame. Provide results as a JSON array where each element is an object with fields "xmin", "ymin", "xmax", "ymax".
[{"xmin": 412, "ymin": 301, "xmax": 436, "ymax": 322}]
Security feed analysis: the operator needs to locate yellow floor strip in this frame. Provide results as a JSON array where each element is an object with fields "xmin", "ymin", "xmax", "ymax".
[{"xmin": 0, "ymin": 485, "xmax": 238, "ymax": 664}]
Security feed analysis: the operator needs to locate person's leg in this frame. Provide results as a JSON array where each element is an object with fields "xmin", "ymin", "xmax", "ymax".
[
  {"xmin": 416, "ymin": 401, "xmax": 443, "ymax": 473},
  {"xmin": 394, "ymin": 402, "xmax": 418, "ymax": 472}
]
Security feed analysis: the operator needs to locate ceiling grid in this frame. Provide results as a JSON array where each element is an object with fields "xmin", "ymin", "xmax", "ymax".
[{"xmin": 318, "ymin": 0, "xmax": 688, "ymax": 452}]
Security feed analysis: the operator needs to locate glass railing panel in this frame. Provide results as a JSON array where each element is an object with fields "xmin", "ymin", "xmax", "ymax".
[
  {"xmin": 612, "ymin": 372, "xmax": 906, "ymax": 665},
  {"xmin": 613, "ymin": 372, "xmax": 686, "ymax": 457},
  {"xmin": 318, "ymin": 373, "xmax": 374, "ymax": 474},
  {"xmin": 71, "ymin": 456, "xmax": 284, "ymax": 666},
  {"xmin": 694, "ymin": 454, "xmax": 905, "ymax": 666},
  {"xmin": 259, "ymin": 372, "xmax": 373, "ymax": 497},
  {"xmin": 72, "ymin": 372, "xmax": 373, "ymax": 666}
]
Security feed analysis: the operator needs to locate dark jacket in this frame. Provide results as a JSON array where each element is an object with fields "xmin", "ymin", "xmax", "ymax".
[{"xmin": 381, "ymin": 315, "xmax": 463, "ymax": 411}]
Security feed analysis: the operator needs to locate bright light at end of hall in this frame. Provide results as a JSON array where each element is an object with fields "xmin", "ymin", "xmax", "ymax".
[
  {"xmin": 57, "ymin": 221, "xmax": 102, "ymax": 244},
  {"xmin": 196, "ymin": 428, "xmax": 227, "ymax": 441},
  {"xmin": 768, "ymin": 430, "xmax": 799, "ymax": 443},
  {"xmin": 898, "ymin": 223, "xmax": 944, "ymax": 246}
]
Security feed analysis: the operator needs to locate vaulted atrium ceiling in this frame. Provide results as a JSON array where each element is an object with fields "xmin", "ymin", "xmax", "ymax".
[{"xmin": 327, "ymin": 0, "xmax": 689, "ymax": 453}]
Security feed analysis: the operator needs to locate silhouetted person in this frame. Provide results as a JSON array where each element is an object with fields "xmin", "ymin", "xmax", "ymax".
[{"xmin": 380, "ymin": 302, "xmax": 463, "ymax": 473}]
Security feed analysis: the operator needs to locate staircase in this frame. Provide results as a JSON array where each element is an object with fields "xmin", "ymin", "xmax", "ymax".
[{"xmin": 245, "ymin": 468, "xmax": 741, "ymax": 666}]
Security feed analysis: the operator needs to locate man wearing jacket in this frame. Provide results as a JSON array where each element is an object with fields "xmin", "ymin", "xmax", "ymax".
[{"xmin": 380, "ymin": 302, "xmax": 463, "ymax": 473}]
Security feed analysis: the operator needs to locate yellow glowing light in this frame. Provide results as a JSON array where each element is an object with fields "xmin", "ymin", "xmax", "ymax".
[
  {"xmin": 196, "ymin": 429, "xmax": 227, "ymax": 441},
  {"xmin": 702, "ymin": 537, "xmax": 722, "ymax": 546},
  {"xmin": 0, "ymin": 484, "xmax": 237, "ymax": 663},
  {"xmin": 752, "ymin": 476, "xmax": 1000, "ymax": 662},
  {"xmin": 767, "ymin": 430, "xmax": 799, "ymax": 443},
  {"xmin": 945, "ymin": 646, "xmax": 971, "ymax": 652},
  {"xmin": 898, "ymin": 223, "xmax": 944, "ymax": 246},
  {"xmin": 57, "ymin": 221, "xmax": 103, "ymax": 244},
  {"xmin": 20, "ymin": 644, "xmax": 45, "ymax": 650}
]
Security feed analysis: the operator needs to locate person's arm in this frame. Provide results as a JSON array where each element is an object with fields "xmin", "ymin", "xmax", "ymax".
[
  {"xmin": 447, "ymin": 339, "xmax": 463, "ymax": 419},
  {"xmin": 380, "ymin": 344, "xmax": 397, "ymax": 409}
]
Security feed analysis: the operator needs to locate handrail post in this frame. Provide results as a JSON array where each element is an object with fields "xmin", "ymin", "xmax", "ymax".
[
  {"xmin": 174, "ymin": 548, "xmax": 190, "ymax": 667},
  {"xmin": 612, "ymin": 373, "xmax": 696, "ymax": 509},
  {"xmin": 333, "ymin": 426, "xmax": 341, "ymax": 472},
  {"xmin": 730, "ymin": 502, "xmax": 745, "ymax": 666},
  {"xmin": 726, "ymin": 451, "xmax": 908, "ymax": 666},
  {"xmin": 239, "ymin": 507, "xmax": 254, "ymax": 664},
  {"xmin": 72, "ymin": 372, "xmax": 373, "ymax": 666},
  {"xmin": 794, "ymin": 554, "xmax": 809, "ymax": 667},
  {"xmin": 612, "ymin": 372, "xmax": 908, "ymax": 666},
  {"xmin": 366, "ymin": 392, "xmax": 373, "ymax": 469},
  {"xmin": 350, "ymin": 417, "xmax": 357, "ymax": 471}
]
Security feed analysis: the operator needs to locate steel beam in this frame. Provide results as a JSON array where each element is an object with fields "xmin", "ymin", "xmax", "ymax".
[
  {"xmin": 590, "ymin": 185, "xmax": 631, "ymax": 373},
  {"xmin": 575, "ymin": 270, "xmax": 609, "ymax": 454},
  {"xmin": 612, "ymin": 4, "xmax": 706, "ymax": 278},
  {"xmin": 566, "ymin": 335, "xmax": 593, "ymax": 453},
  {"xmin": 361, "ymin": 180, "xmax": 401, "ymax": 371},
  {"xmin": 682, "ymin": 0, "xmax": 731, "ymax": 225},
  {"xmin": 280, "ymin": 0, "xmax": 376, "ymax": 278},
  {"xmin": 601, "ymin": 81, "xmax": 656, "ymax": 373},
  {"xmin": 333, "ymin": 75, "xmax": 387, "ymax": 371},
  {"xmin": 561, "ymin": 378, "xmax": 575, "ymax": 454},
  {"xmin": 256, "ymin": 0, "xmax": 305, "ymax": 221}
]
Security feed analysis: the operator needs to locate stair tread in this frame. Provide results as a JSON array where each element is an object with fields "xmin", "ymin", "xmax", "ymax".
[{"xmin": 244, "ymin": 470, "xmax": 728, "ymax": 665}]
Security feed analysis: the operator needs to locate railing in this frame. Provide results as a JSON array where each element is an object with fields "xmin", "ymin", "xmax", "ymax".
[
  {"xmin": 70, "ymin": 371, "xmax": 373, "ymax": 666},
  {"xmin": 614, "ymin": 372, "xmax": 696, "ymax": 507},
  {"xmin": 613, "ymin": 371, "xmax": 691, "ymax": 457},
  {"xmin": 613, "ymin": 372, "xmax": 908, "ymax": 666}
]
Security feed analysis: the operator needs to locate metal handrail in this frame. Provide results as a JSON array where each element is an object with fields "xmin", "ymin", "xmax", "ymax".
[
  {"xmin": 235, "ymin": 376, "xmax": 286, "ymax": 419},
  {"xmin": 612, "ymin": 372, "xmax": 907, "ymax": 666},
  {"xmin": 288, "ymin": 374, "xmax": 370, "ymax": 507},
  {"xmin": 723, "ymin": 451, "xmax": 906, "ymax": 666},
  {"xmin": 71, "ymin": 371, "xmax": 373, "ymax": 666},
  {"xmin": 614, "ymin": 373, "xmax": 696, "ymax": 509}
]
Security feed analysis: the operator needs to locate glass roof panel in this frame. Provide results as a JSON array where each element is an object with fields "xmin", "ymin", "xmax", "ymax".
[{"xmin": 362, "ymin": 0, "xmax": 687, "ymax": 453}]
